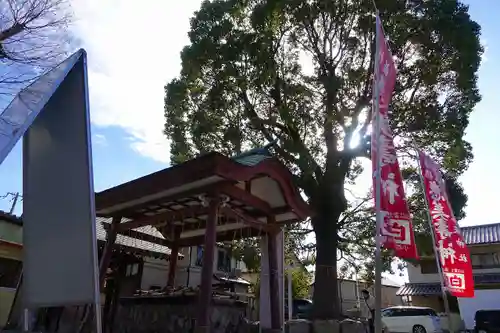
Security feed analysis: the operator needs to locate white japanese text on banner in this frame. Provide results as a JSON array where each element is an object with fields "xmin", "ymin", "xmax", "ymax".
[
  {"xmin": 371, "ymin": 15, "xmax": 418, "ymax": 259},
  {"xmin": 418, "ymin": 150, "xmax": 474, "ymax": 298}
]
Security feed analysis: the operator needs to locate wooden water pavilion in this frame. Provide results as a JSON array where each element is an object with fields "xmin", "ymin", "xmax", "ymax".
[{"xmin": 95, "ymin": 149, "xmax": 310, "ymax": 333}]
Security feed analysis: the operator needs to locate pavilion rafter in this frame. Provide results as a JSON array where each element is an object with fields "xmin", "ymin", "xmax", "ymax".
[
  {"xmin": 99, "ymin": 182, "xmax": 229, "ymax": 219},
  {"xmin": 218, "ymin": 183, "xmax": 272, "ymax": 214},
  {"xmin": 221, "ymin": 206, "xmax": 273, "ymax": 232},
  {"xmin": 102, "ymin": 223, "xmax": 173, "ymax": 247},
  {"xmin": 114, "ymin": 205, "xmax": 212, "ymax": 232}
]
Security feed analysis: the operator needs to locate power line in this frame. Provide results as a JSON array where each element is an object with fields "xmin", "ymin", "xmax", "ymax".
[{"xmin": 0, "ymin": 192, "xmax": 22, "ymax": 214}]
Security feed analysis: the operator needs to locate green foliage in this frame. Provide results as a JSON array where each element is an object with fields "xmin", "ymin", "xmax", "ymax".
[
  {"xmin": 164, "ymin": 0, "xmax": 482, "ymax": 319},
  {"xmin": 288, "ymin": 268, "xmax": 313, "ymax": 299},
  {"xmin": 230, "ymin": 226, "xmax": 314, "ymax": 273},
  {"xmin": 230, "ymin": 238, "xmax": 261, "ymax": 272},
  {"xmin": 253, "ymin": 267, "xmax": 312, "ymax": 300}
]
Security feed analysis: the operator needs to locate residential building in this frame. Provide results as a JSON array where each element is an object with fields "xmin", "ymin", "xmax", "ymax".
[
  {"xmin": 141, "ymin": 244, "xmax": 251, "ymax": 293},
  {"xmin": 0, "ymin": 212, "xmax": 23, "ymax": 328},
  {"xmin": 397, "ymin": 223, "xmax": 500, "ymax": 330}
]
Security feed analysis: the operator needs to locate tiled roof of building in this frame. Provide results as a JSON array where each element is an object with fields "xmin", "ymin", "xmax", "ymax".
[
  {"xmin": 397, "ymin": 273, "xmax": 500, "ymax": 296},
  {"xmin": 232, "ymin": 146, "xmax": 273, "ymax": 166},
  {"xmin": 461, "ymin": 223, "xmax": 500, "ymax": 245},
  {"xmin": 213, "ymin": 273, "xmax": 251, "ymax": 286},
  {"xmin": 96, "ymin": 217, "xmax": 172, "ymax": 258},
  {"xmin": 0, "ymin": 211, "xmax": 173, "ymax": 258},
  {"xmin": 396, "ymin": 283, "xmax": 441, "ymax": 296},
  {"xmin": 0, "ymin": 211, "xmax": 22, "ymax": 225}
]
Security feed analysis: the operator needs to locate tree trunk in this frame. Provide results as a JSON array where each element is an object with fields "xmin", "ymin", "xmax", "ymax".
[{"xmin": 311, "ymin": 210, "xmax": 342, "ymax": 320}]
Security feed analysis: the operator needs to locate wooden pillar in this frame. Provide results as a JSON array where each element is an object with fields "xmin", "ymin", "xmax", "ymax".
[
  {"xmin": 137, "ymin": 258, "xmax": 144, "ymax": 291},
  {"xmin": 195, "ymin": 196, "xmax": 220, "ymax": 333},
  {"xmin": 102, "ymin": 272, "xmax": 115, "ymax": 333},
  {"xmin": 167, "ymin": 227, "xmax": 181, "ymax": 288},
  {"xmin": 107, "ymin": 258, "xmax": 126, "ymax": 333},
  {"xmin": 267, "ymin": 227, "xmax": 281, "ymax": 331},
  {"xmin": 99, "ymin": 216, "xmax": 121, "ymax": 289}
]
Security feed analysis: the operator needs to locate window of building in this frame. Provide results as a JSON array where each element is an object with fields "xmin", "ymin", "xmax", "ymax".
[
  {"xmin": 195, "ymin": 246, "xmax": 204, "ymax": 266},
  {"xmin": 471, "ymin": 253, "xmax": 500, "ymax": 269},
  {"xmin": 420, "ymin": 260, "xmax": 438, "ymax": 274},
  {"xmin": 0, "ymin": 257, "xmax": 22, "ymax": 289},
  {"xmin": 126, "ymin": 263, "xmax": 139, "ymax": 276},
  {"xmin": 217, "ymin": 249, "xmax": 231, "ymax": 272}
]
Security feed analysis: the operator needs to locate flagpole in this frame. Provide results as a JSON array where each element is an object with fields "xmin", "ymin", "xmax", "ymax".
[
  {"xmin": 373, "ymin": 12, "xmax": 383, "ymax": 333},
  {"xmin": 414, "ymin": 148, "xmax": 453, "ymax": 332}
]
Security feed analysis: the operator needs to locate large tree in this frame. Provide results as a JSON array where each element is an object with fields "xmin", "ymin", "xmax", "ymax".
[
  {"xmin": 164, "ymin": 0, "xmax": 482, "ymax": 319},
  {"xmin": 0, "ymin": 0, "xmax": 71, "ymax": 97}
]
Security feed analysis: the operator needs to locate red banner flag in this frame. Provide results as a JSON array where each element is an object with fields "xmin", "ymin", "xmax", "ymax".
[
  {"xmin": 418, "ymin": 151, "xmax": 474, "ymax": 298},
  {"xmin": 371, "ymin": 15, "xmax": 418, "ymax": 259}
]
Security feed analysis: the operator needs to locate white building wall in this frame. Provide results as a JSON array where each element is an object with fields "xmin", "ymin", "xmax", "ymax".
[
  {"xmin": 140, "ymin": 245, "xmax": 248, "ymax": 290},
  {"xmin": 339, "ymin": 280, "xmax": 358, "ymax": 311},
  {"xmin": 141, "ymin": 257, "xmax": 169, "ymax": 290},
  {"xmin": 309, "ymin": 279, "xmax": 402, "ymax": 312},
  {"xmin": 176, "ymin": 266, "xmax": 203, "ymax": 287},
  {"xmin": 407, "ymin": 262, "xmax": 440, "ymax": 283}
]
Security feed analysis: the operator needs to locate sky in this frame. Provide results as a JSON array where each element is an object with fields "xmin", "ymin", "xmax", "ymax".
[
  {"xmin": 0, "ymin": 0, "xmax": 497, "ymax": 282},
  {"xmin": 0, "ymin": 0, "xmax": 204, "ymax": 212},
  {"xmin": 448, "ymin": 1, "xmax": 500, "ymax": 228}
]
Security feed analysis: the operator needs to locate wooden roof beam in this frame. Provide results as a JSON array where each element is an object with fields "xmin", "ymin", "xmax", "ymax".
[
  {"xmin": 115, "ymin": 205, "xmax": 211, "ymax": 232},
  {"xmin": 219, "ymin": 183, "xmax": 272, "ymax": 215},
  {"xmin": 102, "ymin": 222, "xmax": 173, "ymax": 247},
  {"xmin": 221, "ymin": 207, "xmax": 274, "ymax": 232},
  {"xmin": 178, "ymin": 227, "xmax": 262, "ymax": 247},
  {"xmin": 97, "ymin": 181, "xmax": 232, "ymax": 217}
]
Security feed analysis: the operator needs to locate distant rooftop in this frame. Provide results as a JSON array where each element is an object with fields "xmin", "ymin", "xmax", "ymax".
[
  {"xmin": 0, "ymin": 211, "xmax": 22, "ymax": 225},
  {"xmin": 397, "ymin": 273, "xmax": 500, "ymax": 296},
  {"xmin": 310, "ymin": 276, "xmax": 401, "ymax": 288},
  {"xmin": 96, "ymin": 217, "xmax": 172, "ymax": 258},
  {"xmin": 461, "ymin": 223, "xmax": 500, "ymax": 246},
  {"xmin": 0, "ymin": 212, "xmax": 173, "ymax": 258}
]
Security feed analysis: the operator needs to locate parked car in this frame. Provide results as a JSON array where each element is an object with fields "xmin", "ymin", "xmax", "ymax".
[
  {"xmin": 474, "ymin": 309, "xmax": 500, "ymax": 333},
  {"xmin": 381, "ymin": 306, "xmax": 442, "ymax": 333},
  {"xmin": 284, "ymin": 298, "xmax": 313, "ymax": 319}
]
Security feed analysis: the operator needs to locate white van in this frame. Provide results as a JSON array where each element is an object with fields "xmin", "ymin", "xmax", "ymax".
[{"xmin": 381, "ymin": 306, "xmax": 442, "ymax": 333}]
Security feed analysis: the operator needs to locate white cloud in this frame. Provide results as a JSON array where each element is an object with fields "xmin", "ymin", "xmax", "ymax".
[
  {"xmin": 70, "ymin": 0, "xmax": 204, "ymax": 163},
  {"xmin": 93, "ymin": 133, "xmax": 107, "ymax": 146}
]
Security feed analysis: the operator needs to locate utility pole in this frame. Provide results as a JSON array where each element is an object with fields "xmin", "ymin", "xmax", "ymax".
[{"xmin": 9, "ymin": 192, "xmax": 20, "ymax": 214}]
